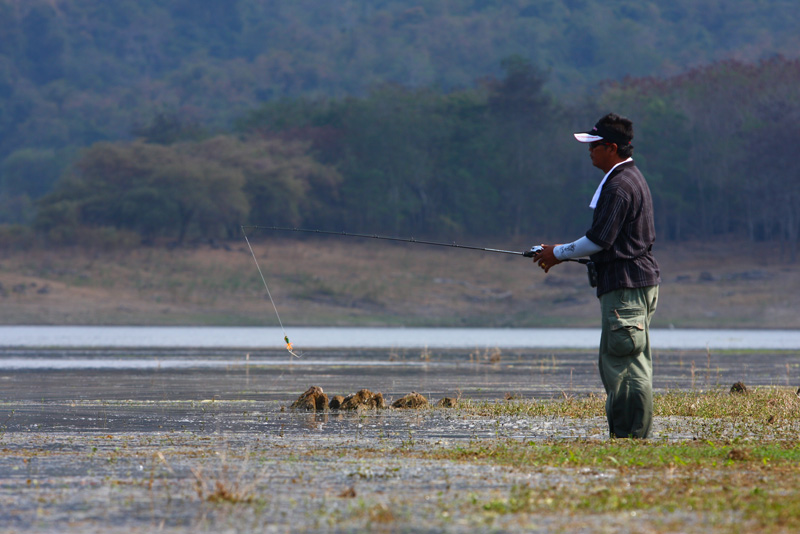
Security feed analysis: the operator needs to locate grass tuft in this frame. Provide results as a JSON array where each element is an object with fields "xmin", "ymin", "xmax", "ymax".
[{"xmin": 458, "ymin": 387, "xmax": 800, "ymax": 421}]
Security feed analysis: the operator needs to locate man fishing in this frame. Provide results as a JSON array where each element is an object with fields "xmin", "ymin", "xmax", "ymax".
[{"xmin": 533, "ymin": 113, "xmax": 661, "ymax": 439}]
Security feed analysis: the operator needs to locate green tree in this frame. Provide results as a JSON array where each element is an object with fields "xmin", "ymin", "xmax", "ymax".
[
  {"xmin": 0, "ymin": 147, "xmax": 65, "ymax": 224},
  {"xmin": 486, "ymin": 56, "xmax": 563, "ymax": 237},
  {"xmin": 35, "ymin": 135, "xmax": 341, "ymax": 243},
  {"xmin": 186, "ymin": 136, "xmax": 341, "ymax": 233},
  {"xmin": 131, "ymin": 112, "xmax": 207, "ymax": 145},
  {"xmin": 36, "ymin": 141, "xmax": 248, "ymax": 243},
  {"xmin": 21, "ymin": 5, "xmax": 66, "ymax": 84},
  {"xmin": 1, "ymin": 148, "xmax": 63, "ymax": 199},
  {"xmin": 738, "ymin": 59, "xmax": 800, "ymax": 260}
]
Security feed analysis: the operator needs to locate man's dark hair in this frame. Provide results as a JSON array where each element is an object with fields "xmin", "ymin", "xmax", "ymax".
[{"xmin": 597, "ymin": 113, "xmax": 634, "ymax": 158}]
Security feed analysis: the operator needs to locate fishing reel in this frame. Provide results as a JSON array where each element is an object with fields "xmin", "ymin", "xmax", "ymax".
[{"xmin": 523, "ymin": 245, "xmax": 543, "ymax": 258}]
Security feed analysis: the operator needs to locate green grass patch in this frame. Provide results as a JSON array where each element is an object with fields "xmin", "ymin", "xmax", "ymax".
[
  {"xmin": 423, "ymin": 439, "xmax": 800, "ymax": 469},
  {"xmin": 473, "ymin": 470, "xmax": 800, "ymax": 530},
  {"xmin": 418, "ymin": 438, "xmax": 800, "ymax": 530},
  {"xmin": 458, "ymin": 388, "xmax": 800, "ymax": 420}
]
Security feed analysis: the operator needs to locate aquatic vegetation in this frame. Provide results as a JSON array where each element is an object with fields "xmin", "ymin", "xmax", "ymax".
[
  {"xmin": 417, "ymin": 438, "xmax": 800, "ymax": 469},
  {"xmin": 459, "ymin": 387, "xmax": 800, "ymax": 422},
  {"xmin": 655, "ymin": 388, "xmax": 800, "ymax": 420}
]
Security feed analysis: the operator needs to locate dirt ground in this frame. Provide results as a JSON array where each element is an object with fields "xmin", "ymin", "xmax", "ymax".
[{"xmin": 0, "ymin": 238, "xmax": 798, "ymax": 328}]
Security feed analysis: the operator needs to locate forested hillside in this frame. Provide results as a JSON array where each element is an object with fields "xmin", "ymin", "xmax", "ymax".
[
  {"xmin": 2, "ymin": 0, "xmax": 798, "ymax": 161},
  {"xmin": 1, "ymin": 0, "xmax": 799, "ymax": 258}
]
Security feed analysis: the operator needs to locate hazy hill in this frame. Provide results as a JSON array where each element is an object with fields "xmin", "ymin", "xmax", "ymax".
[{"xmin": 1, "ymin": 0, "xmax": 798, "ymax": 159}]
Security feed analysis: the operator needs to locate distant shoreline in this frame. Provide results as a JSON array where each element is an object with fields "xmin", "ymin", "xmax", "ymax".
[{"xmin": 1, "ymin": 239, "xmax": 798, "ymax": 329}]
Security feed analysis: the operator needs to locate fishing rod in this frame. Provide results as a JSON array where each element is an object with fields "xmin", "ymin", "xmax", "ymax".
[
  {"xmin": 242, "ymin": 225, "xmax": 542, "ymax": 257},
  {"xmin": 242, "ymin": 225, "xmax": 597, "ymax": 286}
]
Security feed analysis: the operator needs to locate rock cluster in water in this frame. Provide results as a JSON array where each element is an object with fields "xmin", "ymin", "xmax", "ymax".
[
  {"xmin": 339, "ymin": 389, "xmax": 387, "ymax": 410},
  {"xmin": 290, "ymin": 386, "xmax": 457, "ymax": 411},
  {"xmin": 391, "ymin": 392, "xmax": 428, "ymax": 409},
  {"xmin": 289, "ymin": 386, "xmax": 329, "ymax": 410}
]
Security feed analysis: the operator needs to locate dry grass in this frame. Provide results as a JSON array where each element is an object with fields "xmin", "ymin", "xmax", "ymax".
[
  {"xmin": 460, "ymin": 388, "xmax": 800, "ymax": 421},
  {"xmin": 0, "ymin": 237, "xmax": 797, "ymax": 327}
]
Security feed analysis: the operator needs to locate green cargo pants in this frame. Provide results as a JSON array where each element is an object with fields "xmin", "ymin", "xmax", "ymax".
[{"xmin": 598, "ymin": 285, "xmax": 659, "ymax": 439}]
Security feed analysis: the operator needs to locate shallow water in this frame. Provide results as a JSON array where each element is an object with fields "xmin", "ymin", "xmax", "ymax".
[
  {"xmin": 0, "ymin": 344, "xmax": 793, "ymax": 455},
  {"xmin": 2, "ymin": 346, "xmax": 796, "ymax": 459},
  {"xmin": 2, "ymin": 347, "xmax": 798, "ymax": 403},
  {"xmin": 1, "ymin": 347, "xmax": 797, "ymax": 441},
  {"xmin": 3, "ymin": 325, "xmax": 800, "ymax": 350}
]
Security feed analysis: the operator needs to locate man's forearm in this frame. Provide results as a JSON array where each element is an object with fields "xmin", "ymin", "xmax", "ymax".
[{"xmin": 554, "ymin": 236, "xmax": 603, "ymax": 260}]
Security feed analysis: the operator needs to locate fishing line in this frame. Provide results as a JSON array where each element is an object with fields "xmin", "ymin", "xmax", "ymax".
[{"xmin": 241, "ymin": 226, "xmax": 300, "ymax": 358}]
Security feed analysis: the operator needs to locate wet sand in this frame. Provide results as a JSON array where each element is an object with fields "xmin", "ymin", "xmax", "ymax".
[{"xmin": 2, "ymin": 348, "xmax": 799, "ymax": 532}]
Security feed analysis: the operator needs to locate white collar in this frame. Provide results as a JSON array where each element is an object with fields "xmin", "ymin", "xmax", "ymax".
[{"xmin": 589, "ymin": 158, "xmax": 633, "ymax": 209}]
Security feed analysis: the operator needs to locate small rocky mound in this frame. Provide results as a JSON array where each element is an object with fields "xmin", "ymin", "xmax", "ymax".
[
  {"xmin": 290, "ymin": 386, "xmax": 329, "ymax": 411},
  {"xmin": 328, "ymin": 395, "xmax": 345, "ymax": 410},
  {"xmin": 392, "ymin": 392, "xmax": 428, "ymax": 409},
  {"xmin": 730, "ymin": 381, "xmax": 748, "ymax": 395},
  {"xmin": 436, "ymin": 397, "xmax": 457, "ymax": 408},
  {"xmin": 340, "ymin": 389, "xmax": 386, "ymax": 410}
]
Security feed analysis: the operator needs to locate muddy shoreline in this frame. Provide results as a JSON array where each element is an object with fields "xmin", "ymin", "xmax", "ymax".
[{"xmin": 3, "ymin": 403, "xmax": 798, "ymax": 533}]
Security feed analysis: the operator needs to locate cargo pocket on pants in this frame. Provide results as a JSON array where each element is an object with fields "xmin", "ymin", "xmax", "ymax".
[{"xmin": 608, "ymin": 307, "xmax": 646, "ymax": 357}]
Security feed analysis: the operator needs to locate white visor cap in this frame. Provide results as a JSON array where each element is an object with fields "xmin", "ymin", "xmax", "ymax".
[{"xmin": 573, "ymin": 132, "xmax": 604, "ymax": 143}]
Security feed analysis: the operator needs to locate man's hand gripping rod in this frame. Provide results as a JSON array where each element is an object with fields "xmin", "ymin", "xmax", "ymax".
[{"xmin": 527, "ymin": 245, "xmax": 597, "ymax": 287}]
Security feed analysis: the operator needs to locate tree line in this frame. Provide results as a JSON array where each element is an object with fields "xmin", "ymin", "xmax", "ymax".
[
  {"xmin": 2, "ymin": 0, "xmax": 799, "ymax": 202},
  {"xmin": 22, "ymin": 56, "xmax": 800, "ymax": 261}
]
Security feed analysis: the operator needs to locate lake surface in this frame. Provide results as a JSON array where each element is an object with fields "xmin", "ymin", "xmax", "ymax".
[
  {"xmin": 1, "ymin": 325, "xmax": 797, "ymax": 403},
  {"xmin": 2, "ymin": 346, "xmax": 798, "ymax": 403},
  {"xmin": 2, "ymin": 325, "xmax": 799, "ymax": 350}
]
